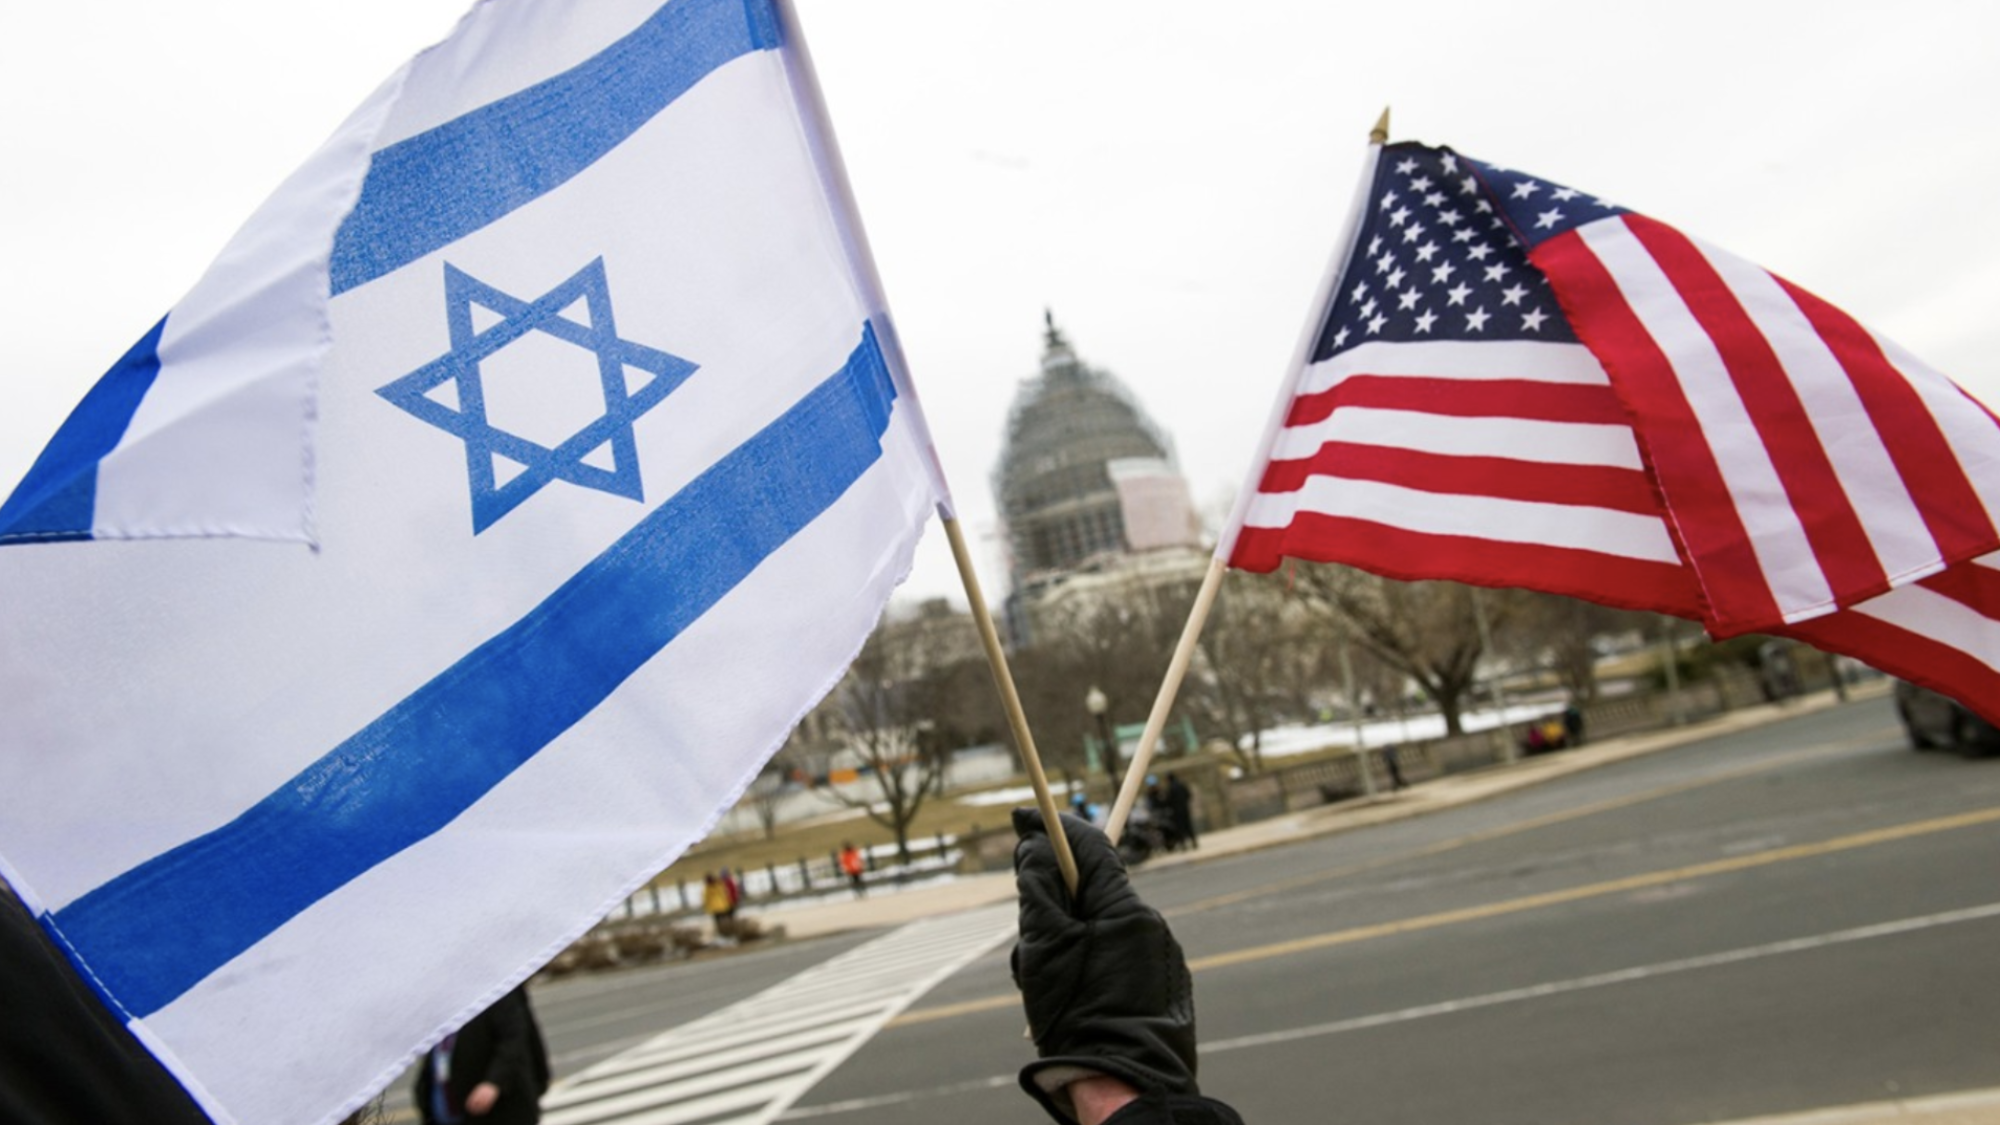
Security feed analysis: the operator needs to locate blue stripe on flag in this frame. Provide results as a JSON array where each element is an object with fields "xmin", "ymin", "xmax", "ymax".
[
  {"xmin": 329, "ymin": 0, "xmax": 785, "ymax": 295},
  {"xmin": 52, "ymin": 323, "xmax": 898, "ymax": 1018},
  {"xmin": 0, "ymin": 319, "xmax": 166, "ymax": 544}
]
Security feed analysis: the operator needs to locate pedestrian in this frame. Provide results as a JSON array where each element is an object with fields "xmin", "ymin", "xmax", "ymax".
[
  {"xmin": 1012, "ymin": 810, "xmax": 1243, "ymax": 1124},
  {"xmin": 1382, "ymin": 745, "xmax": 1408, "ymax": 791},
  {"xmin": 719, "ymin": 867, "xmax": 743, "ymax": 924},
  {"xmin": 1120, "ymin": 785, "xmax": 1164, "ymax": 864},
  {"xmin": 702, "ymin": 873, "xmax": 733, "ymax": 940},
  {"xmin": 1069, "ymin": 790, "xmax": 1103, "ymax": 828},
  {"xmin": 414, "ymin": 984, "xmax": 551, "ymax": 1125},
  {"xmin": 1164, "ymin": 772, "xmax": 1197, "ymax": 850},
  {"xmin": 839, "ymin": 842, "xmax": 867, "ymax": 897},
  {"xmin": 1540, "ymin": 717, "xmax": 1567, "ymax": 750},
  {"xmin": 1143, "ymin": 778, "xmax": 1181, "ymax": 852},
  {"xmin": 1561, "ymin": 701, "xmax": 1585, "ymax": 748},
  {"xmin": 5, "ymin": 876, "xmax": 555, "ymax": 1125}
]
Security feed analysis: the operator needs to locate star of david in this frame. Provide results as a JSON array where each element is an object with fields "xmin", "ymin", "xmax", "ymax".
[{"xmin": 377, "ymin": 259, "xmax": 697, "ymax": 534}]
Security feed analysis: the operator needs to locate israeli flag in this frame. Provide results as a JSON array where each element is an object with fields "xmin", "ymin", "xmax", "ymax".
[{"xmin": 0, "ymin": 2, "xmax": 948, "ymax": 1123}]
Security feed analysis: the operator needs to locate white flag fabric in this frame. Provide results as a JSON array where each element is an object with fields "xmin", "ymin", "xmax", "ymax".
[{"xmin": 0, "ymin": 2, "xmax": 946, "ymax": 1123}]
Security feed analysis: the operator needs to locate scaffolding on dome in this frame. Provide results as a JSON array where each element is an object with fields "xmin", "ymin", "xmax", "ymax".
[{"xmin": 992, "ymin": 313, "xmax": 1183, "ymax": 589}]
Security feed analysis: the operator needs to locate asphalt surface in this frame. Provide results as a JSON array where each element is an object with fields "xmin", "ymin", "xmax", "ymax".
[
  {"xmin": 780, "ymin": 692, "xmax": 2000, "ymax": 1125},
  {"xmin": 384, "ymin": 688, "xmax": 2000, "ymax": 1125}
]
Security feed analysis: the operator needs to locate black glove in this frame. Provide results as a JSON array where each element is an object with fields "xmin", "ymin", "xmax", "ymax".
[{"xmin": 1012, "ymin": 808, "xmax": 1198, "ymax": 1121}]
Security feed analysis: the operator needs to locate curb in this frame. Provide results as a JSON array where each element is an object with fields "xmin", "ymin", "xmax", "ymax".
[
  {"xmin": 1711, "ymin": 1089, "xmax": 2000, "ymax": 1125},
  {"xmin": 1140, "ymin": 682, "xmax": 1889, "ymax": 873}
]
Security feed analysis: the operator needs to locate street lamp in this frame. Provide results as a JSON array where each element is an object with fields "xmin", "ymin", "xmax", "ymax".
[{"xmin": 1085, "ymin": 685, "xmax": 1116, "ymax": 787}]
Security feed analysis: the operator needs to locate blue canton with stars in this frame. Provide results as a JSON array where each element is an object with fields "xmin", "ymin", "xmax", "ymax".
[
  {"xmin": 377, "ymin": 259, "xmax": 697, "ymax": 534},
  {"xmin": 1312, "ymin": 142, "xmax": 1627, "ymax": 362}
]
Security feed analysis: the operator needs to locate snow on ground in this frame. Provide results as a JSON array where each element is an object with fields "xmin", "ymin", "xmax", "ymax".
[
  {"xmin": 1256, "ymin": 700, "xmax": 1567, "ymax": 759},
  {"xmin": 961, "ymin": 783, "xmax": 1051, "ymax": 808},
  {"xmin": 959, "ymin": 702, "xmax": 1571, "ymax": 801}
]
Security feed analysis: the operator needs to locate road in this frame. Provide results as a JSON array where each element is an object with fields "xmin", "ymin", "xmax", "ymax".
[{"xmin": 507, "ymin": 693, "xmax": 2000, "ymax": 1125}]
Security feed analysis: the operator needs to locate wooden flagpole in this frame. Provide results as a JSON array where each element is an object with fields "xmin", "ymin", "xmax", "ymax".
[
  {"xmin": 944, "ymin": 514, "xmax": 1079, "ymax": 894},
  {"xmin": 1105, "ymin": 109, "xmax": 1393, "ymax": 843},
  {"xmin": 1104, "ymin": 556, "xmax": 1227, "ymax": 840},
  {"xmin": 769, "ymin": 0, "xmax": 1073, "ymax": 890}
]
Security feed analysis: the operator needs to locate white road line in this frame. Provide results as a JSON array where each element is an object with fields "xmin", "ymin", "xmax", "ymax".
[
  {"xmin": 552, "ymin": 1040, "xmax": 845, "ymax": 1108},
  {"xmin": 584, "ymin": 1020, "xmax": 874, "ymax": 1085},
  {"xmin": 776, "ymin": 902, "xmax": 2000, "ymax": 1120},
  {"xmin": 1203, "ymin": 901, "xmax": 2000, "ymax": 1054},
  {"xmin": 545, "ymin": 904, "xmax": 1014, "ymax": 1125},
  {"xmin": 779, "ymin": 1075, "xmax": 1018, "ymax": 1120},
  {"xmin": 601, "ymin": 1006, "xmax": 891, "ymax": 1071},
  {"xmin": 1708, "ymin": 1086, "xmax": 2000, "ymax": 1125}
]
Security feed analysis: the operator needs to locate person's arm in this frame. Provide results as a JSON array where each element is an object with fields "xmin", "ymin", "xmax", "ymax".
[
  {"xmin": 0, "ymin": 888, "xmax": 211, "ymax": 1125},
  {"xmin": 1010, "ymin": 810, "xmax": 1245, "ymax": 1125},
  {"xmin": 464, "ymin": 987, "xmax": 539, "ymax": 1116}
]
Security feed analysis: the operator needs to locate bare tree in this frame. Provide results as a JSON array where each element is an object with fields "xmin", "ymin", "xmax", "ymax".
[
  {"xmin": 744, "ymin": 733, "xmax": 815, "ymax": 840},
  {"xmin": 820, "ymin": 679, "xmax": 944, "ymax": 864},
  {"xmin": 1182, "ymin": 570, "xmax": 1324, "ymax": 774},
  {"xmin": 805, "ymin": 602, "xmax": 994, "ymax": 863},
  {"xmin": 1344, "ymin": 639, "xmax": 1415, "ymax": 727},
  {"xmin": 1292, "ymin": 564, "xmax": 1516, "ymax": 736},
  {"xmin": 1504, "ymin": 592, "xmax": 1654, "ymax": 704},
  {"xmin": 1009, "ymin": 574, "xmax": 1197, "ymax": 794},
  {"xmin": 1008, "ymin": 637, "xmax": 1098, "ymax": 796}
]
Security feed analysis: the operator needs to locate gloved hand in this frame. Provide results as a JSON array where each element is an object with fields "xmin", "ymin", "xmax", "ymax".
[{"xmin": 1011, "ymin": 808, "xmax": 1198, "ymax": 1122}]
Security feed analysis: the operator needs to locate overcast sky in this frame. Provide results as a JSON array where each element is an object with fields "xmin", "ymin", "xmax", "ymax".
[{"xmin": 5, "ymin": 2, "xmax": 1997, "ymax": 606}]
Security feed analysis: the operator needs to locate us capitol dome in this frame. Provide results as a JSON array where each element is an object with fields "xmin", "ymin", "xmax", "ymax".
[{"xmin": 992, "ymin": 313, "xmax": 1201, "ymax": 607}]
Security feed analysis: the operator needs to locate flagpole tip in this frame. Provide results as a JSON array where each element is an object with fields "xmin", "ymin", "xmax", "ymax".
[{"xmin": 1370, "ymin": 107, "xmax": 1391, "ymax": 145}]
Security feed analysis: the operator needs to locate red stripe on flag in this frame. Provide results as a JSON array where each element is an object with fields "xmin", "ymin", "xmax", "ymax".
[
  {"xmin": 1918, "ymin": 558, "xmax": 2000, "ymax": 609},
  {"xmin": 1625, "ymin": 217, "xmax": 1890, "ymax": 601},
  {"xmin": 1785, "ymin": 605, "xmax": 2000, "ymax": 732},
  {"xmin": 1537, "ymin": 223, "xmax": 1773, "ymax": 630},
  {"xmin": 1229, "ymin": 514, "xmax": 1704, "ymax": 617},
  {"xmin": 1777, "ymin": 277, "xmax": 2000, "ymax": 563},
  {"xmin": 1285, "ymin": 375, "xmax": 1630, "ymax": 427},
  {"xmin": 1258, "ymin": 442, "xmax": 1663, "ymax": 516}
]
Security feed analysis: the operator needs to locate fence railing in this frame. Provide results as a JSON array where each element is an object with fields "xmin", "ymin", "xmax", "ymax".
[{"xmin": 599, "ymin": 832, "xmax": 966, "ymax": 925}]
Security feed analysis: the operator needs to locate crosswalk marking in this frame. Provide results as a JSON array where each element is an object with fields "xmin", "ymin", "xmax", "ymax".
[{"xmin": 543, "ymin": 904, "xmax": 1014, "ymax": 1125}]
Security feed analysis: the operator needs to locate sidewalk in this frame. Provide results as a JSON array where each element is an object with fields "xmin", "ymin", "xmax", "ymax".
[{"xmin": 767, "ymin": 683, "xmax": 1889, "ymax": 942}]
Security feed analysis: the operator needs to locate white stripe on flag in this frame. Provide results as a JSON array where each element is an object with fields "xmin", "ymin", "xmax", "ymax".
[
  {"xmin": 1693, "ymin": 236, "xmax": 1937, "ymax": 579},
  {"xmin": 1580, "ymin": 218, "xmax": 1835, "ymax": 620},
  {"xmin": 1271, "ymin": 408, "xmax": 1646, "ymax": 469},
  {"xmin": 1296, "ymin": 338, "xmax": 1610, "ymax": 396},
  {"xmin": 1851, "ymin": 573, "xmax": 2000, "ymax": 673},
  {"xmin": 1241, "ymin": 476, "xmax": 1682, "ymax": 563},
  {"xmin": 1880, "ymin": 334, "xmax": 2000, "ymax": 531}
]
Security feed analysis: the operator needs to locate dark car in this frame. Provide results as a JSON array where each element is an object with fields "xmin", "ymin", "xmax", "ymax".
[{"xmin": 1894, "ymin": 679, "xmax": 2000, "ymax": 756}]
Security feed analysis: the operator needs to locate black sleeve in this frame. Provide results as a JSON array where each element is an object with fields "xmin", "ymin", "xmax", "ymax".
[
  {"xmin": 0, "ymin": 887, "xmax": 212, "ymax": 1125},
  {"xmin": 473, "ymin": 986, "xmax": 550, "ymax": 1099},
  {"xmin": 1100, "ymin": 1090, "xmax": 1246, "ymax": 1125}
]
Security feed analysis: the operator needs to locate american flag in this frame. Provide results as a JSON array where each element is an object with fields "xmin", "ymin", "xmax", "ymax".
[{"xmin": 1226, "ymin": 140, "xmax": 2000, "ymax": 724}]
